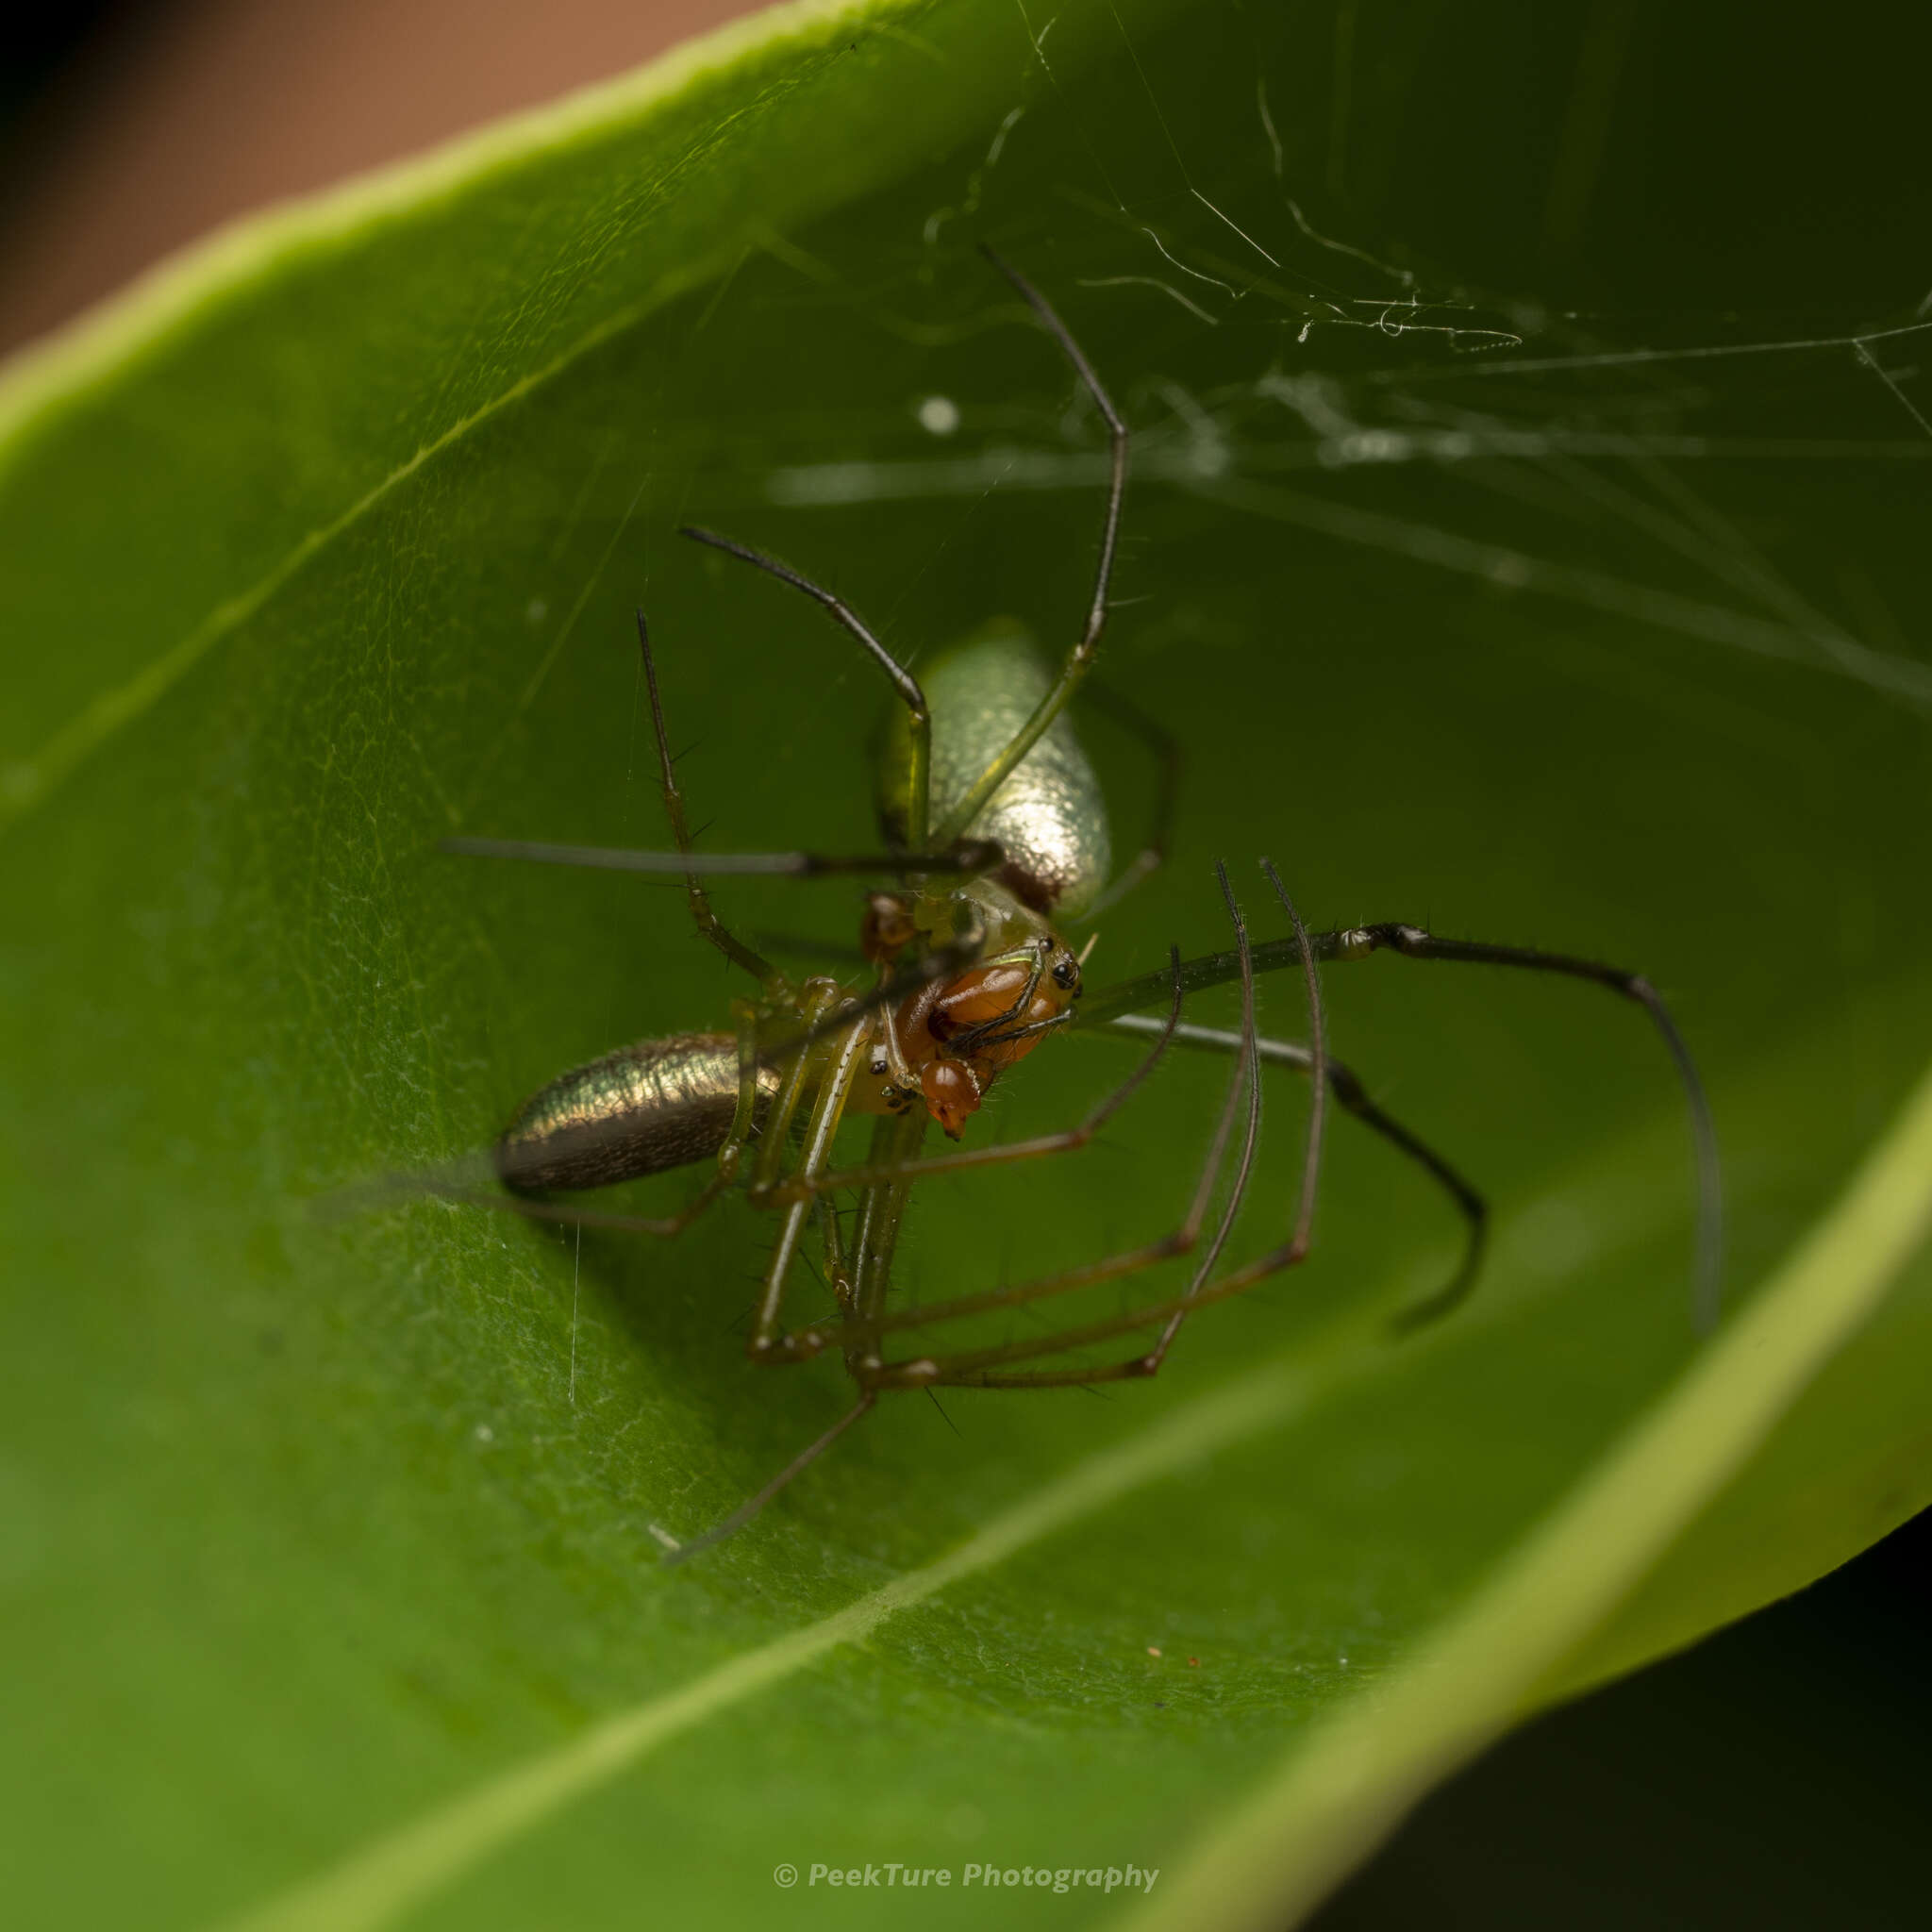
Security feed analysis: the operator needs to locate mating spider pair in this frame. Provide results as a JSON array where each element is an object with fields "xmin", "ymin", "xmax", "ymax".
[{"xmin": 417, "ymin": 248, "xmax": 1718, "ymax": 1558}]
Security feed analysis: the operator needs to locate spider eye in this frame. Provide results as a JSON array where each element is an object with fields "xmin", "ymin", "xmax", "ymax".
[{"xmin": 1051, "ymin": 957, "xmax": 1079, "ymax": 990}]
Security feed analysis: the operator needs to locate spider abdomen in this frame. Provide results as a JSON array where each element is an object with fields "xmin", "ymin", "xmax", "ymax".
[
  {"xmin": 880, "ymin": 624, "xmax": 1110, "ymax": 917},
  {"xmin": 493, "ymin": 1032, "xmax": 776, "ymax": 1193}
]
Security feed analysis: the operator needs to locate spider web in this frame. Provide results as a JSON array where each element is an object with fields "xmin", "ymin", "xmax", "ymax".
[
  {"xmin": 733, "ymin": 0, "xmax": 1932, "ymax": 716},
  {"xmin": 468, "ymin": 0, "xmax": 1932, "ymax": 1361}
]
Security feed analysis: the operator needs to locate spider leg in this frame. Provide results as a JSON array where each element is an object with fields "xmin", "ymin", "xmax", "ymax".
[
  {"xmin": 659, "ymin": 1014, "xmax": 893, "ymax": 1563},
  {"xmin": 1328, "ymin": 924, "xmax": 1720, "ymax": 1326},
  {"xmin": 931, "ymin": 249, "xmax": 1130, "ymax": 846},
  {"xmin": 746, "ymin": 1008, "xmax": 873, "ymax": 1357},
  {"xmin": 658, "ymin": 1392, "xmax": 876, "ymax": 1567},
  {"xmin": 437, "ymin": 836, "xmax": 1002, "ymax": 879},
  {"xmin": 924, "ymin": 1035, "xmax": 1334, "ymax": 1384},
  {"xmin": 1140, "ymin": 859, "xmax": 1311, "ymax": 1373},
  {"xmin": 1092, "ymin": 1020, "xmax": 1488, "ymax": 1326},
  {"xmin": 635, "ymin": 611, "xmax": 777, "ymax": 987},
  {"xmin": 1076, "ymin": 909, "xmax": 1721, "ymax": 1326},
  {"xmin": 679, "ymin": 524, "xmax": 934, "ymax": 852},
  {"xmin": 843, "ymin": 1108, "xmax": 929, "ymax": 1376},
  {"xmin": 965, "ymin": 1008, "xmax": 1074, "ymax": 1053}
]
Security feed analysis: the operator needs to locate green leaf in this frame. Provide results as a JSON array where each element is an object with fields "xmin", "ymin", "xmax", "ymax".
[{"xmin": 4, "ymin": 3, "xmax": 1928, "ymax": 1929}]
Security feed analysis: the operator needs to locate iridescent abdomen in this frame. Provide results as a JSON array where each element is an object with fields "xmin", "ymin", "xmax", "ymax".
[
  {"xmin": 493, "ymin": 1033, "xmax": 776, "ymax": 1192},
  {"xmin": 880, "ymin": 625, "xmax": 1110, "ymax": 917}
]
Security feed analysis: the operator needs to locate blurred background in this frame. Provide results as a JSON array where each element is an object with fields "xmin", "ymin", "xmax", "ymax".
[
  {"xmin": 5, "ymin": 2, "xmax": 1925, "ymax": 1924},
  {"xmin": 0, "ymin": 0, "xmax": 745, "ymax": 351}
]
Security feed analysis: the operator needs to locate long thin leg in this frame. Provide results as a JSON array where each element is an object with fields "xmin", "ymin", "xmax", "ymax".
[
  {"xmin": 659, "ymin": 1392, "xmax": 876, "ymax": 1567},
  {"xmin": 750, "ymin": 980, "xmax": 841, "ymax": 1193},
  {"xmin": 661, "ymin": 1023, "xmax": 888, "ymax": 1563},
  {"xmin": 747, "ymin": 1010, "xmax": 872, "ymax": 1359},
  {"xmin": 438, "ymin": 835, "xmax": 1002, "ymax": 878},
  {"xmin": 907, "ymin": 1085, "xmax": 1346, "ymax": 1390},
  {"xmin": 1077, "ymin": 914, "xmax": 1722, "ymax": 1327},
  {"xmin": 1075, "ymin": 680, "xmax": 1180, "ymax": 918},
  {"xmin": 679, "ymin": 524, "xmax": 934, "ymax": 853},
  {"xmin": 1097, "ymin": 1013, "xmax": 1489, "ymax": 1326},
  {"xmin": 844, "ymin": 1108, "xmax": 928, "ymax": 1379},
  {"xmin": 663, "ymin": 1047, "xmax": 907, "ymax": 1561},
  {"xmin": 635, "ymin": 611, "xmax": 778, "ymax": 986},
  {"xmin": 1338, "ymin": 925, "xmax": 1718, "ymax": 1324},
  {"xmin": 931, "ymin": 249, "xmax": 1130, "ymax": 846},
  {"xmin": 1142, "ymin": 859, "xmax": 1320, "ymax": 1372},
  {"xmin": 719, "ymin": 997, "xmax": 765, "ymax": 1182}
]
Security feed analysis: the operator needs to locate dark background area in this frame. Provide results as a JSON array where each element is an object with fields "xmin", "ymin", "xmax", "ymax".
[
  {"xmin": 6, "ymin": 3, "xmax": 1926, "ymax": 1924},
  {"xmin": 1318, "ymin": 1509, "xmax": 1932, "ymax": 1929}
]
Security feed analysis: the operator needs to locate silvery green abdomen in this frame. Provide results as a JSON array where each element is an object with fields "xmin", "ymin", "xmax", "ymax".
[
  {"xmin": 493, "ymin": 1033, "xmax": 778, "ymax": 1191},
  {"xmin": 880, "ymin": 625, "xmax": 1110, "ymax": 917}
]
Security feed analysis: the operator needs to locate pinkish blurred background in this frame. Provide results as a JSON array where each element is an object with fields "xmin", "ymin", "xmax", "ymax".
[{"xmin": 0, "ymin": 0, "xmax": 759, "ymax": 354}]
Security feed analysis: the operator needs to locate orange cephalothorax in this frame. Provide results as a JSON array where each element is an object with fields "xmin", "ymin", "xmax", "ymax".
[
  {"xmin": 926, "ymin": 959, "xmax": 1036, "ymax": 1038},
  {"xmin": 888, "ymin": 937, "xmax": 1083, "ymax": 1139},
  {"xmin": 926, "ymin": 960, "xmax": 1061, "ymax": 1074}
]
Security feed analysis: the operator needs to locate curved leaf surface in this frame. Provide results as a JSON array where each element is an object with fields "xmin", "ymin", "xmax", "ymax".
[{"xmin": 3, "ymin": 3, "xmax": 1929, "ymax": 1928}]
